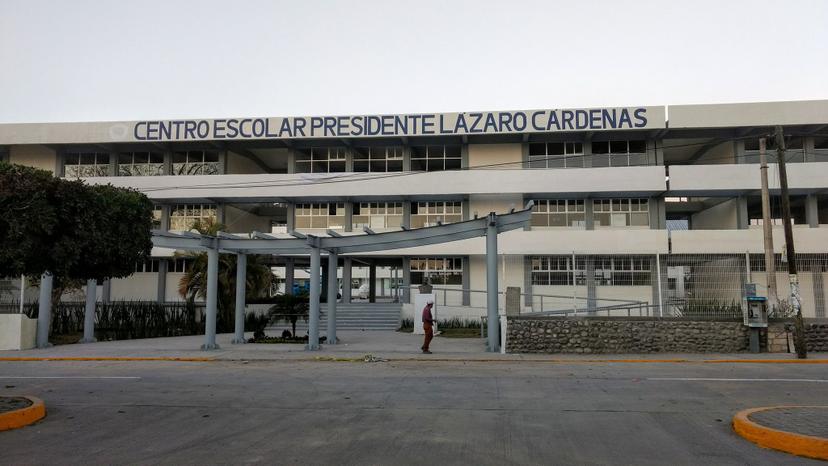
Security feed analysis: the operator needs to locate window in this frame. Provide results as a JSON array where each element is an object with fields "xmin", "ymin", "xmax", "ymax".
[
  {"xmin": 295, "ymin": 203, "xmax": 345, "ymax": 229},
  {"xmin": 410, "ymin": 145, "xmax": 461, "ymax": 171},
  {"xmin": 353, "ymin": 146, "xmax": 403, "ymax": 172},
  {"xmin": 531, "ymin": 199, "xmax": 585, "ymax": 227},
  {"xmin": 171, "ymin": 258, "xmax": 193, "ymax": 273},
  {"xmin": 64, "ymin": 152, "xmax": 109, "ymax": 178},
  {"xmin": 135, "ymin": 259, "xmax": 160, "ymax": 273},
  {"xmin": 593, "ymin": 199, "xmax": 649, "ymax": 227},
  {"xmin": 743, "ymin": 137, "xmax": 805, "ymax": 163},
  {"xmin": 295, "ymin": 147, "xmax": 347, "ymax": 173},
  {"xmin": 531, "ymin": 256, "xmax": 581, "ymax": 285},
  {"xmin": 410, "ymin": 201, "xmax": 462, "ymax": 228},
  {"xmin": 353, "ymin": 202, "xmax": 404, "ymax": 229},
  {"xmin": 528, "ymin": 142, "xmax": 584, "ymax": 168},
  {"xmin": 119, "ymin": 152, "xmax": 164, "ymax": 176},
  {"xmin": 170, "ymin": 204, "xmax": 217, "ymax": 231},
  {"xmin": 410, "ymin": 257, "xmax": 463, "ymax": 285},
  {"xmin": 591, "ymin": 140, "xmax": 647, "ymax": 167},
  {"xmin": 152, "ymin": 205, "xmax": 163, "ymax": 230},
  {"xmin": 593, "ymin": 256, "xmax": 651, "ymax": 286},
  {"xmin": 172, "ymin": 151, "xmax": 220, "ymax": 175},
  {"xmin": 532, "ymin": 256, "xmax": 651, "ymax": 286}
]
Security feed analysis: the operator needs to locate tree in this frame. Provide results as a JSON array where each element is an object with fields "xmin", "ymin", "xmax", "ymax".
[
  {"xmin": 267, "ymin": 293, "xmax": 309, "ymax": 337},
  {"xmin": 176, "ymin": 220, "xmax": 275, "ymax": 331},
  {"xmin": 0, "ymin": 161, "xmax": 154, "ymax": 283}
]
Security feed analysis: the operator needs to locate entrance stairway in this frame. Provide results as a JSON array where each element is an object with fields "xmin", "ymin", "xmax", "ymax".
[{"xmin": 266, "ymin": 302, "xmax": 402, "ymax": 333}]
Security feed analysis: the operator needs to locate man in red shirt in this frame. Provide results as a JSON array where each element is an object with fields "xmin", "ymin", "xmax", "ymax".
[{"xmin": 421, "ymin": 301, "xmax": 434, "ymax": 354}]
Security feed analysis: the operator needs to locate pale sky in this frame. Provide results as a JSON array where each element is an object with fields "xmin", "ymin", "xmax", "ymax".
[{"xmin": 1, "ymin": 0, "xmax": 826, "ymax": 123}]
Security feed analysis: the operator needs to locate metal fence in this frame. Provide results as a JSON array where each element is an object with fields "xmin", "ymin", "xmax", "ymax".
[{"xmin": 406, "ymin": 252, "xmax": 828, "ymax": 320}]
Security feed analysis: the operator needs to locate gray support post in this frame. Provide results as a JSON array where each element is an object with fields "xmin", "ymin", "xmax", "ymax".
[
  {"xmin": 486, "ymin": 213, "xmax": 499, "ymax": 352},
  {"xmin": 402, "ymin": 257, "xmax": 411, "ymax": 303},
  {"xmin": 734, "ymin": 140, "xmax": 746, "ymax": 164},
  {"xmin": 736, "ymin": 196, "xmax": 749, "ymax": 229},
  {"xmin": 163, "ymin": 150, "xmax": 172, "ymax": 175},
  {"xmin": 327, "ymin": 252, "xmax": 338, "ymax": 344},
  {"xmin": 462, "ymin": 198, "xmax": 470, "ymax": 221},
  {"xmin": 344, "ymin": 202, "xmax": 353, "ymax": 232},
  {"xmin": 806, "ymin": 195, "xmax": 819, "ymax": 228},
  {"xmin": 102, "ymin": 279, "xmax": 111, "ymax": 303},
  {"xmin": 524, "ymin": 256, "xmax": 533, "ymax": 308},
  {"xmin": 232, "ymin": 253, "xmax": 247, "ymax": 344},
  {"xmin": 585, "ymin": 199, "xmax": 595, "ymax": 230},
  {"xmin": 201, "ymin": 247, "xmax": 220, "ymax": 350},
  {"xmin": 342, "ymin": 257, "xmax": 352, "ymax": 303},
  {"xmin": 108, "ymin": 151, "xmax": 118, "ymax": 176},
  {"xmin": 81, "ymin": 279, "xmax": 97, "ymax": 343},
  {"xmin": 402, "ymin": 201, "xmax": 411, "ymax": 229},
  {"xmin": 286, "ymin": 204, "xmax": 296, "ymax": 232},
  {"xmin": 307, "ymin": 247, "xmax": 321, "ymax": 350},
  {"xmin": 368, "ymin": 262, "xmax": 376, "ymax": 303},
  {"xmin": 461, "ymin": 256, "xmax": 471, "ymax": 306},
  {"xmin": 160, "ymin": 205, "xmax": 171, "ymax": 230},
  {"xmin": 157, "ymin": 259, "xmax": 168, "ymax": 303},
  {"xmin": 36, "ymin": 272, "xmax": 53, "ymax": 348},
  {"xmin": 285, "ymin": 258, "xmax": 295, "ymax": 294},
  {"xmin": 586, "ymin": 257, "xmax": 597, "ymax": 312}
]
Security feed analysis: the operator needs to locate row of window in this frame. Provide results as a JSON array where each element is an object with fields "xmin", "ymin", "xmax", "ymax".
[
  {"xmin": 531, "ymin": 256, "xmax": 652, "ymax": 286},
  {"xmin": 531, "ymin": 199, "xmax": 650, "ymax": 228},
  {"xmin": 410, "ymin": 257, "xmax": 463, "ymax": 285},
  {"xmin": 156, "ymin": 199, "xmax": 650, "ymax": 232},
  {"xmin": 63, "ymin": 140, "xmax": 654, "ymax": 178},
  {"xmin": 134, "ymin": 258, "xmax": 194, "ymax": 273},
  {"xmin": 64, "ymin": 151, "xmax": 220, "ymax": 178}
]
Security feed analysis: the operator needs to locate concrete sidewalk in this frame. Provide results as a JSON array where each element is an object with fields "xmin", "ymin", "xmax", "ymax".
[{"xmin": 2, "ymin": 331, "xmax": 827, "ymax": 362}]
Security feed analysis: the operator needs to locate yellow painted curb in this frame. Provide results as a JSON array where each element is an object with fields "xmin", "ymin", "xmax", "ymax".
[
  {"xmin": 0, "ymin": 357, "xmax": 214, "ymax": 362},
  {"xmin": 732, "ymin": 406, "xmax": 828, "ymax": 461},
  {"xmin": 0, "ymin": 396, "xmax": 46, "ymax": 432}
]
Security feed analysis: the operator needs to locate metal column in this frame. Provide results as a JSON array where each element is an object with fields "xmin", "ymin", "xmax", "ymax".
[
  {"xmin": 307, "ymin": 247, "xmax": 321, "ymax": 350},
  {"xmin": 36, "ymin": 272, "xmax": 53, "ymax": 348},
  {"xmin": 368, "ymin": 262, "xmax": 376, "ymax": 303},
  {"xmin": 285, "ymin": 258, "xmax": 294, "ymax": 294},
  {"xmin": 201, "ymin": 247, "xmax": 220, "ymax": 350},
  {"xmin": 342, "ymin": 257, "xmax": 352, "ymax": 303},
  {"xmin": 327, "ymin": 252, "xmax": 338, "ymax": 344},
  {"xmin": 486, "ymin": 213, "xmax": 499, "ymax": 352},
  {"xmin": 81, "ymin": 279, "xmax": 97, "ymax": 343},
  {"xmin": 232, "ymin": 253, "xmax": 247, "ymax": 344},
  {"xmin": 156, "ymin": 259, "xmax": 167, "ymax": 303}
]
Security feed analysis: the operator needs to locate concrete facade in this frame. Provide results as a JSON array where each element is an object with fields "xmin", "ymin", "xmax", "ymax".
[{"xmin": 3, "ymin": 100, "xmax": 828, "ymax": 321}]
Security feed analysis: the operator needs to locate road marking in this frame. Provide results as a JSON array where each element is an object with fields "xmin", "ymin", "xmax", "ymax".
[
  {"xmin": 648, "ymin": 377, "xmax": 828, "ymax": 383},
  {"xmin": 0, "ymin": 376, "xmax": 141, "ymax": 380}
]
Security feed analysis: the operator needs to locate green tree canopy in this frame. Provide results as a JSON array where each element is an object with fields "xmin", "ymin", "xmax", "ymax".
[{"xmin": 0, "ymin": 162, "xmax": 154, "ymax": 282}]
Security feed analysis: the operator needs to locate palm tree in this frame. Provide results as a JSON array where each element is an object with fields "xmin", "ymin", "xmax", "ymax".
[{"xmin": 177, "ymin": 220, "xmax": 275, "ymax": 332}]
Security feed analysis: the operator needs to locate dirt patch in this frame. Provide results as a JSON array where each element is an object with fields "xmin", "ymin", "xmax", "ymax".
[{"xmin": 0, "ymin": 397, "xmax": 32, "ymax": 414}]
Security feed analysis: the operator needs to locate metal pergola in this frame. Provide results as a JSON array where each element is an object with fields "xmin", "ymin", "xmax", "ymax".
[{"xmin": 37, "ymin": 203, "xmax": 532, "ymax": 352}]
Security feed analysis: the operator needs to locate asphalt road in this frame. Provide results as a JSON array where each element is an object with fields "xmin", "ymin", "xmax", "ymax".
[{"xmin": 0, "ymin": 359, "xmax": 825, "ymax": 465}]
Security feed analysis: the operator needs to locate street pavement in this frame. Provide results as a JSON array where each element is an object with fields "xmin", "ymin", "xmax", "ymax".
[{"xmin": 1, "ymin": 335, "xmax": 826, "ymax": 465}]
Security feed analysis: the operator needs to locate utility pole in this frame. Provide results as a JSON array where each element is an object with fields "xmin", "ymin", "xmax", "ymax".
[
  {"xmin": 758, "ymin": 138, "xmax": 778, "ymax": 309},
  {"xmin": 775, "ymin": 126, "xmax": 807, "ymax": 358}
]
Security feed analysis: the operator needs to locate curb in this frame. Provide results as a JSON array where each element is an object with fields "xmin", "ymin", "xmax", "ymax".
[
  {"xmin": 0, "ymin": 396, "xmax": 46, "ymax": 432},
  {"xmin": 1, "ymin": 356, "xmax": 826, "ymax": 364},
  {"xmin": 732, "ymin": 406, "xmax": 828, "ymax": 461},
  {"xmin": 0, "ymin": 357, "xmax": 214, "ymax": 362}
]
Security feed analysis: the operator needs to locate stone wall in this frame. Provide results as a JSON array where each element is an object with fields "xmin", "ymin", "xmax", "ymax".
[
  {"xmin": 506, "ymin": 317, "xmax": 826, "ymax": 354},
  {"xmin": 506, "ymin": 317, "xmax": 756, "ymax": 354},
  {"xmin": 804, "ymin": 321, "xmax": 828, "ymax": 352}
]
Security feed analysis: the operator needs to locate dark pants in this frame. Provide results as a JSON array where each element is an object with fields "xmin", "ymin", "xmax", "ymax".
[{"xmin": 422, "ymin": 322, "xmax": 433, "ymax": 351}]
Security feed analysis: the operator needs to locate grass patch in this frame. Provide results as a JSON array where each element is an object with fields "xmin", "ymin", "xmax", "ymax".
[{"xmin": 437, "ymin": 328, "xmax": 481, "ymax": 338}]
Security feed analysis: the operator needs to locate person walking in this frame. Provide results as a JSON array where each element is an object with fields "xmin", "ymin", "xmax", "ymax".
[{"xmin": 421, "ymin": 301, "xmax": 434, "ymax": 354}]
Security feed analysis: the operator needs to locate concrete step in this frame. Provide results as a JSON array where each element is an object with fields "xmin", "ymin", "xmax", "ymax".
[{"xmin": 265, "ymin": 303, "xmax": 402, "ymax": 332}]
